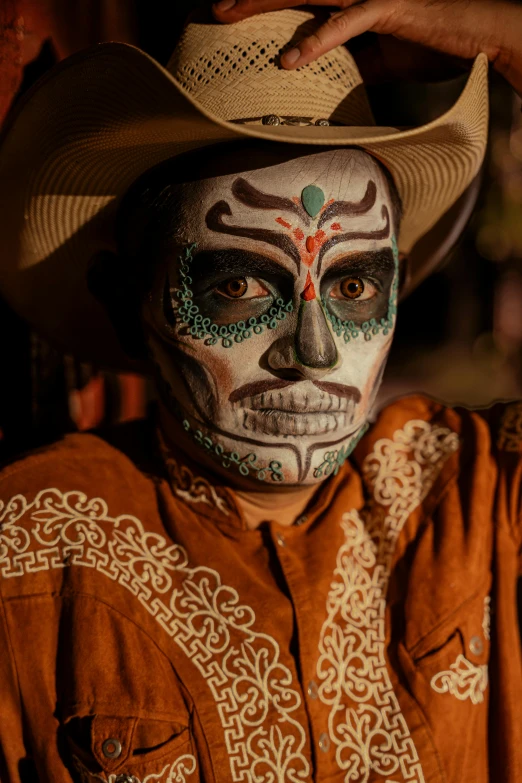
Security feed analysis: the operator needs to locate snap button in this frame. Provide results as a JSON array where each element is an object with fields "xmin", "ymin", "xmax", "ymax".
[
  {"xmin": 295, "ymin": 514, "xmax": 308, "ymax": 526},
  {"xmin": 102, "ymin": 738, "xmax": 122, "ymax": 759},
  {"xmin": 469, "ymin": 635, "xmax": 484, "ymax": 656},
  {"xmin": 318, "ymin": 732, "xmax": 330, "ymax": 753},
  {"xmin": 307, "ymin": 680, "xmax": 318, "ymax": 699},
  {"xmin": 115, "ymin": 775, "xmax": 139, "ymax": 783},
  {"xmin": 276, "ymin": 532, "xmax": 286, "ymax": 547}
]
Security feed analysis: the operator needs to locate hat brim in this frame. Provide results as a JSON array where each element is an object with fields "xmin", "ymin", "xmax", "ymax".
[{"xmin": 0, "ymin": 43, "xmax": 488, "ymax": 369}]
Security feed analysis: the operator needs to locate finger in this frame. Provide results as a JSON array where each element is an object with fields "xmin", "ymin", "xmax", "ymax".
[
  {"xmin": 280, "ymin": 2, "xmax": 383, "ymax": 69},
  {"xmin": 212, "ymin": 0, "xmax": 342, "ymax": 24}
]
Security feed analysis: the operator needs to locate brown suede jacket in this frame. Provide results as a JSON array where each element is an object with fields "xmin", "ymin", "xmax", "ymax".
[{"xmin": 0, "ymin": 394, "xmax": 521, "ymax": 783}]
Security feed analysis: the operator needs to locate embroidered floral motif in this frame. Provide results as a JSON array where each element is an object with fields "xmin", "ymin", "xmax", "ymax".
[
  {"xmin": 158, "ymin": 430, "xmax": 233, "ymax": 516},
  {"xmin": 430, "ymin": 655, "xmax": 488, "ymax": 705},
  {"xmin": 483, "ymin": 596, "xmax": 491, "ymax": 641},
  {"xmin": 317, "ymin": 420, "xmax": 459, "ymax": 783},
  {"xmin": 0, "ymin": 491, "xmax": 309, "ymax": 783},
  {"xmin": 72, "ymin": 753, "xmax": 198, "ymax": 783},
  {"xmin": 497, "ymin": 401, "xmax": 522, "ymax": 451}
]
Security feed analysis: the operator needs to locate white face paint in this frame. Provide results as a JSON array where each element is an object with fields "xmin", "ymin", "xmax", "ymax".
[{"xmin": 143, "ymin": 148, "xmax": 399, "ymax": 486}]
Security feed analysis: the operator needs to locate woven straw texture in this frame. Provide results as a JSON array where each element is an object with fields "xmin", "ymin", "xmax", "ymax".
[
  {"xmin": 169, "ymin": 10, "xmax": 374, "ymax": 126},
  {"xmin": 0, "ymin": 10, "xmax": 489, "ymax": 366}
]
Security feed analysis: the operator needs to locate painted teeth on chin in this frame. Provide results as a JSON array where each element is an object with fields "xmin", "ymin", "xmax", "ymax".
[{"xmin": 241, "ymin": 410, "xmax": 349, "ymax": 437}]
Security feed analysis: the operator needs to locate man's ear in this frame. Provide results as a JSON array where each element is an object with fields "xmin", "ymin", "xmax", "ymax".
[
  {"xmin": 87, "ymin": 250, "xmax": 149, "ymax": 360},
  {"xmin": 398, "ymin": 253, "xmax": 411, "ymax": 300}
]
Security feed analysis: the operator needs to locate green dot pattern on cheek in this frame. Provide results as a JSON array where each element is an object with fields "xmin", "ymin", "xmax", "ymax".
[
  {"xmin": 324, "ymin": 235, "xmax": 399, "ymax": 344},
  {"xmin": 313, "ymin": 423, "xmax": 369, "ymax": 479},
  {"xmin": 173, "ymin": 244, "xmax": 293, "ymax": 348},
  {"xmin": 183, "ymin": 420, "xmax": 285, "ymax": 482}
]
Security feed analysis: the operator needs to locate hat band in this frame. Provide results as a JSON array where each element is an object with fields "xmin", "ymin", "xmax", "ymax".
[{"xmin": 231, "ymin": 114, "xmax": 333, "ymax": 127}]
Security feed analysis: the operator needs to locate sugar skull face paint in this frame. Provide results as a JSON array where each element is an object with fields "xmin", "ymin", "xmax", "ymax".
[{"xmin": 142, "ymin": 149, "xmax": 400, "ymax": 486}]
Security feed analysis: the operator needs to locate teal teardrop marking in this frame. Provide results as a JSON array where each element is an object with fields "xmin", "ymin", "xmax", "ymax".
[{"xmin": 301, "ymin": 185, "xmax": 325, "ymax": 218}]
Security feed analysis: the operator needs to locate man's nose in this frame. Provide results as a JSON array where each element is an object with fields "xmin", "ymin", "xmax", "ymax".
[{"xmin": 267, "ymin": 298, "xmax": 339, "ymax": 379}]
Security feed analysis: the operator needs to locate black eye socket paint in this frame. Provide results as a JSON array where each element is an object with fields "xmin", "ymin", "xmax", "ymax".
[
  {"xmin": 186, "ymin": 249, "xmax": 295, "ymax": 296},
  {"xmin": 321, "ymin": 248, "xmax": 395, "ymax": 292},
  {"xmin": 320, "ymin": 248, "xmax": 394, "ymax": 324}
]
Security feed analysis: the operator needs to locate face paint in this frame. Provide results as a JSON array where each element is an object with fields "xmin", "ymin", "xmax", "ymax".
[
  {"xmin": 142, "ymin": 149, "xmax": 399, "ymax": 487},
  {"xmin": 174, "ymin": 244, "xmax": 293, "ymax": 348}
]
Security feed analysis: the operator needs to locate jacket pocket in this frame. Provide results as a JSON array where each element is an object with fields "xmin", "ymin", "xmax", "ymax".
[
  {"xmin": 65, "ymin": 714, "xmax": 199, "ymax": 783},
  {"xmin": 398, "ymin": 587, "xmax": 491, "ymax": 783},
  {"xmin": 408, "ymin": 587, "xmax": 490, "ymax": 705}
]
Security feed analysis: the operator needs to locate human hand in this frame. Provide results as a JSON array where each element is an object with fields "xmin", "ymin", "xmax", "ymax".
[{"xmin": 212, "ymin": 0, "xmax": 522, "ymax": 94}]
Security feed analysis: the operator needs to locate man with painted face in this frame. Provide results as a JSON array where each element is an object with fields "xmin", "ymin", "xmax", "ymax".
[
  {"xmin": 117, "ymin": 144, "xmax": 401, "ymax": 503},
  {"xmin": 0, "ymin": 4, "xmax": 521, "ymax": 783}
]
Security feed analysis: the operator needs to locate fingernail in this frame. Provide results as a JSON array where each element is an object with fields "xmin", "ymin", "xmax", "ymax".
[
  {"xmin": 214, "ymin": 0, "xmax": 236, "ymax": 11},
  {"xmin": 282, "ymin": 47, "xmax": 300, "ymax": 67}
]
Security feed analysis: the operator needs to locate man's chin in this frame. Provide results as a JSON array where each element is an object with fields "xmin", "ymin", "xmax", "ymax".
[{"xmin": 193, "ymin": 417, "xmax": 367, "ymax": 486}]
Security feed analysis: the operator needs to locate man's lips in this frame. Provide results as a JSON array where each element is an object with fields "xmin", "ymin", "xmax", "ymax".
[{"xmin": 229, "ymin": 379, "xmax": 361, "ymax": 412}]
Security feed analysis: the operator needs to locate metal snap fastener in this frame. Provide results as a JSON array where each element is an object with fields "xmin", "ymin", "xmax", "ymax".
[
  {"xmin": 115, "ymin": 775, "xmax": 138, "ymax": 783},
  {"xmin": 295, "ymin": 514, "xmax": 308, "ymax": 526},
  {"xmin": 262, "ymin": 114, "xmax": 281, "ymax": 126},
  {"xmin": 318, "ymin": 732, "xmax": 330, "ymax": 752},
  {"xmin": 276, "ymin": 532, "xmax": 286, "ymax": 547},
  {"xmin": 307, "ymin": 680, "xmax": 318, "ymax": 699},
  {"xmin": 102, "ymin": 738, "xmax": 122, "ymax": 759},
  {"xmin": 469, "ymin": 635, "xmax": 484, "ymax": 656},
  {"xmin": 315, "ymin": 118, "xmax": 330, "ymax": 126}
]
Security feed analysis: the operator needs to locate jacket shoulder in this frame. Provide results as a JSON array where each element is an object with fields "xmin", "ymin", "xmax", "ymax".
[
  {"xmin": 0, "ymin": 425, "xmax": 171, "ymax": 605},
  {"xmin": 0, "ymin": 420, "xmax": 164, "ymax": 498},
  {"xmin": 359, "ymin": 392, "xmax": 508, "ymax": 460}
]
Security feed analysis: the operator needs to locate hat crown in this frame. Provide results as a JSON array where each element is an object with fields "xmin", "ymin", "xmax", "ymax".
[{"xmin": 168, "ymin": 9, "xmax": 375, "ymax": 126}]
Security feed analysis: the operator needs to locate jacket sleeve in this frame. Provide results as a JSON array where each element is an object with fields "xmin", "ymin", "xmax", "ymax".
[{"xmin": 0, "ymin": 591, "xmax": 32, "ymax": 783}]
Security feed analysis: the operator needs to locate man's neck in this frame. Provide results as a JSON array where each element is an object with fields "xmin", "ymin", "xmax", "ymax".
[{"xmin": 234, "ymin": 484, "xmax": 319, "ymax": 531}]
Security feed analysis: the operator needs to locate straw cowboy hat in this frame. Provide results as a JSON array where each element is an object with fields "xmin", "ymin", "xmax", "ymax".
[{"xmin": 0, "ymin": 9, "xmax": 489, "ymax": 369}]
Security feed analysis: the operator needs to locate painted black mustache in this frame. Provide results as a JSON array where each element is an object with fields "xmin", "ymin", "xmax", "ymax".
[{"xmin": 229, "ymin": 379, "xmax": 361, "ymax": 404}]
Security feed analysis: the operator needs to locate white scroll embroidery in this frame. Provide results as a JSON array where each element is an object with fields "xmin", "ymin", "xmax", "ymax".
[
  {"xmin": 73, "ymin": 753, "xmax": 198, "ymax": 783},
  {"xmin": 158, "ymin": 430, "xmax": 232, "ymax": 517},
  {"xmin": 317, "ymin": 420, "xmax": 459, "ymax": 783},
  {"xmin": 0, "ymin": 491, "xmax": 308, "ymax": 783},
  {"xmin": 430, "ymin": 655, "xmax": 488, "ymax": 705},
  {"xmin": 162, "ymin": 450, "xmax": 232, "ymax": 517}
]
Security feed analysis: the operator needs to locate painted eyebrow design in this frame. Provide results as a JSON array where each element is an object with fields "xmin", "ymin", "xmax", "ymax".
[
  {"xmin": 206, "ymin": 200, "xmax": 302, "ymax": 271},
  {"xmin": 188, "ymin": 249, "xmax": 295, "ymax": 291},
  {"xmin": 317, "ymin": 180, "xmax": 378, "ymax": 229},
  {"xmin": 316, "ymin": 205, "xmax": 391, "ymax": 275},
  {"xmin": 232, "ymin": 177, "xmax": 310, "ymax": 225}
]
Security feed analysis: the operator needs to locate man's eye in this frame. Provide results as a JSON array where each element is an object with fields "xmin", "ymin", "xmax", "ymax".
[
  {"xmin": 215, "ymin": 277, "xmax": 269, "ymax": 300},
  {"xmin": 329, "ymin": 276, "xmax": 377, "ymax": 302}
]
